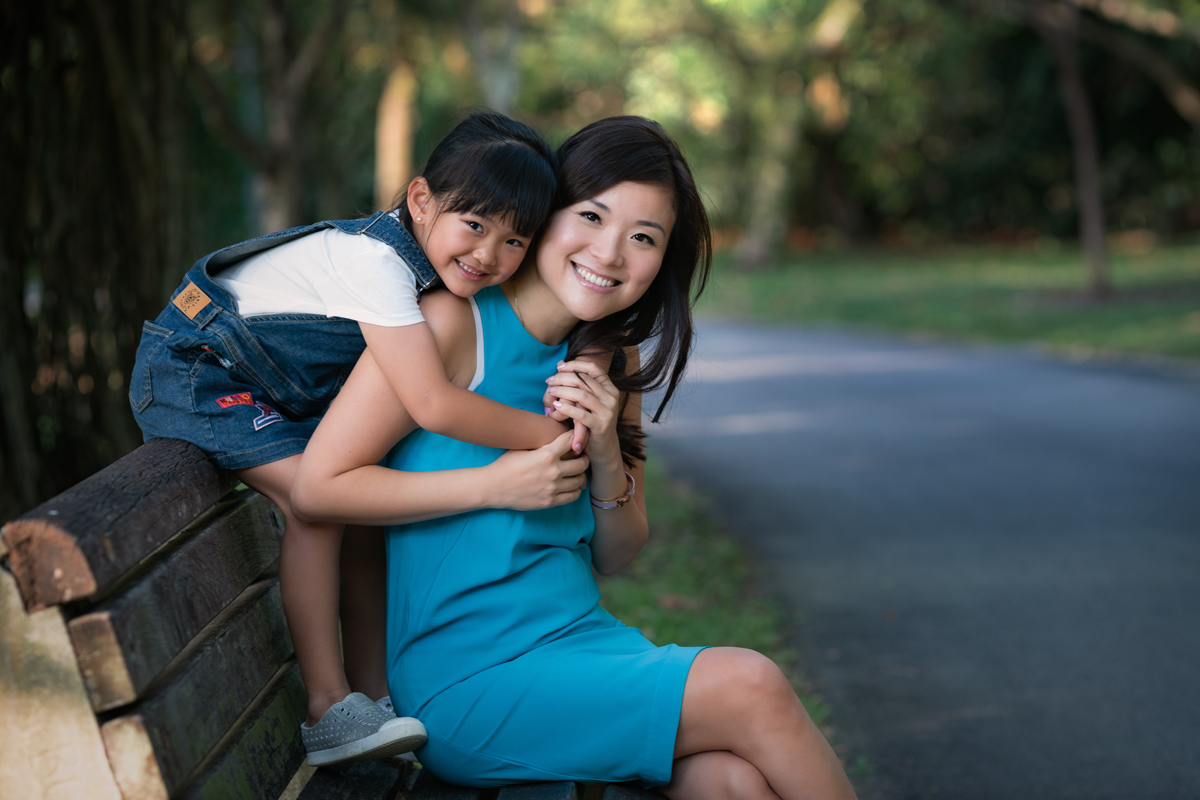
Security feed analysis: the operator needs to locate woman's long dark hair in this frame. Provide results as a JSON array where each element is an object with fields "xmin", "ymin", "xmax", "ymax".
[{"xmin": 558, "ymin": 117, "xmax": 712, "ymax": 465}]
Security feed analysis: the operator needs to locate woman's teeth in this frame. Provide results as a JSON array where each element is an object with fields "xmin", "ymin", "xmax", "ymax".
[{"xmin": 574, "ymin": 264, "xmax": 616, "ymax": 288}]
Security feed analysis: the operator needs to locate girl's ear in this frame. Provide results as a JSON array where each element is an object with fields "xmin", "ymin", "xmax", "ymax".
[{"xmin": 407, "ymin": 176, "xmax": 434, "ymax": 225}]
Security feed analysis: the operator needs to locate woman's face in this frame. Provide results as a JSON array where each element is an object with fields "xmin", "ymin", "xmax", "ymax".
[{"xmin": 535, "ymin": 181, "xmax": 676, "ymax": 322}]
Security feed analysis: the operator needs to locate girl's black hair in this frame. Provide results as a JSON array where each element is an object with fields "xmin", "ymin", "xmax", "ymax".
[
  {"xmin": 558, "ymin": 116, "xmax": 713, "ymax": 465},
  {"xmin": 391, "ymin": 110, "xmax": 557, "ymax": 239}
]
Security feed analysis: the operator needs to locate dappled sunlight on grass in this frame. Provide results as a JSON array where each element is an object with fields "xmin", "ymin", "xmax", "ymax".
[{"xmin": 697, "ymin": 243, "xmax": 1200, "ymax": 360}]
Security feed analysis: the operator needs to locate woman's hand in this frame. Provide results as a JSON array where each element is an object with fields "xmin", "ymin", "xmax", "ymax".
[
  {"xmin": 545, "ymin": 359, "xmax": 628, "ymax": 502},
  {"xmin": 484, "ymin": 431, "xmax": 591, "ymax": 510}
]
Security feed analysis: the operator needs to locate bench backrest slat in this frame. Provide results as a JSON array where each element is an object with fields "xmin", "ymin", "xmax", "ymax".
[
  {"xmin": 2, "ymin": 439, "xmax": 237, "ymax": 611},
  {"xmin": 101, "ymin": 579, "xmax": 293, "ymax": 798},
  {"xmin": 69, "ymin": 490, "xmax": 282, "ymax": 711}
]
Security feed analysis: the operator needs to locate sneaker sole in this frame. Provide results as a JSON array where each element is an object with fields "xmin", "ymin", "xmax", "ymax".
[{"xmin": 306, "ymin": 718, "xmax": 427, "ymax": 767}]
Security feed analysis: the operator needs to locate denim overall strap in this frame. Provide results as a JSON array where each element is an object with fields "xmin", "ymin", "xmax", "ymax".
[{"xmin": 170, "ymin": 212, "xmax": 439, "ymax": 331}]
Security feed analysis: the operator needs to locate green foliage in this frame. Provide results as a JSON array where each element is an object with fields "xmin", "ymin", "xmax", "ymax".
[{"xmin": 695, "ymin": 242, "xmax": 1200, "ymax": 359}]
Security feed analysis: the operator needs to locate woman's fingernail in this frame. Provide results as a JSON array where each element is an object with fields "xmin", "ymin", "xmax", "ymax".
[
  {"xmin": 544, "ymin": 407, "xmax": 553, "ymax": 416},
  {"xmin": 573, "ymin": 443, "xmax": 582, "ymax": 453},
  {"xmin": 546, "ymin": 386, "xmax": 557, "ymax": 394},
  {"xmin": 557, "ymin": 361, "xmax": 567, "ymax": 369},
  {"xmin": 553, "ymin": 400, "xmax": 562, "ymax": 408}
]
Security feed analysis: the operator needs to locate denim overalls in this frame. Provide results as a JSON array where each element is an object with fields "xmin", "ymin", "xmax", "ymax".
[{"xmin": 129, "ymin": 212, "xmax": 439, "ymax": 470}]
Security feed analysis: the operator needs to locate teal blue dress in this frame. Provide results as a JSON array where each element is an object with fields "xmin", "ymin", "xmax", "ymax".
[{"xmin": 383, "ymin": 286, "xmax": 705, "ymax": 788}]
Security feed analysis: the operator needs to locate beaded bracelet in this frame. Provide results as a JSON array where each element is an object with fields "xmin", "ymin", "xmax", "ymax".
[{"xmin": 591, "ymin": 471, "xmax": 636, "ymax": 509}]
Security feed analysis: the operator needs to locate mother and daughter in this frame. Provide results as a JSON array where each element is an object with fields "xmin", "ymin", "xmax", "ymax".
[{"xmin": 131, "ymin": 111, "xmax": 856, "ymax": 799}]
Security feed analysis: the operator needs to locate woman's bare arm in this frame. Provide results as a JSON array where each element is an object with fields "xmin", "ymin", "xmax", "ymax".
[
  {"xmin": 545, "ymin": 348, "xmax": 649, "ymax": 575},
  {"xmin": 292, "ymin": 293, "xmax": 589, "ymax": 525}
]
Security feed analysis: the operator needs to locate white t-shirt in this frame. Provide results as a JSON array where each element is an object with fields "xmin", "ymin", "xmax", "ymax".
[{"xmin": 214, "ymin": 216, "xmax": 425, "ymax": 327}]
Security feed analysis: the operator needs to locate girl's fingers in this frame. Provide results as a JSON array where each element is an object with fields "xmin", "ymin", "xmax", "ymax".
[{"xmin": 571, "ymin": 419, "xmax": 590, "ymax": 454}]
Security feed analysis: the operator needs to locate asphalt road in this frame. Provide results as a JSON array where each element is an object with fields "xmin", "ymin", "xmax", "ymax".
[{"xmin": 650, "ymin": 322, "xmax": 1200, "ymax": 800}]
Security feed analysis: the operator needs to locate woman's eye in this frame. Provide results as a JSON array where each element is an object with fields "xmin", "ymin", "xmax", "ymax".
[
  {"xmin": 633, "ymin": 232, "xmax": 657, "ymax": 246},
  {"xmin": 579, "ymin": 211, "xmax": 601, "ymax": 223}
]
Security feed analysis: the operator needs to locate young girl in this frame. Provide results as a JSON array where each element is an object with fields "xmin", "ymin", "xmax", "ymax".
[{"xmin": 128, "ymin": 111, "xmax": 577, "ymax": 766}]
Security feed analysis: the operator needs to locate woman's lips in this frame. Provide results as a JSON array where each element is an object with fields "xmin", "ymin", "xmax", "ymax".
[{"xmin": 572, "ymin": 262, "xmax": 620, "ymax": 291}]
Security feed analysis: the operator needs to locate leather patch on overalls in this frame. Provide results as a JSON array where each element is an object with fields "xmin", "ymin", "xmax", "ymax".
[{"xmin": 172, "ymin": 282, "xmax": 212, "ymax": 320}]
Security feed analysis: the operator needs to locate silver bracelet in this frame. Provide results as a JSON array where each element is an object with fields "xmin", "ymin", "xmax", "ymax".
[{"xmin": 591, "ymin": 472, "xmax": 635, "ymax": 509}]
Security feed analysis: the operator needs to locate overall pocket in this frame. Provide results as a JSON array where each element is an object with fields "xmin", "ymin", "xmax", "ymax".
[{"xmin": 129, "ymin": 321, "xmax": 172, "ymax": 412}]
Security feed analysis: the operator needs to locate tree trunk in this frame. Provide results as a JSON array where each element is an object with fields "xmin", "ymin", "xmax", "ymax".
[
  {"xmin": 0, "ymin": 0, "xmax": 188, "ymax": 520},
  {"xmin": 463, "ymin": 0, "xmax": 522, "ymax": 114},
  {"xmin": 1033, "ymin": 2, "xmax": 1111, "ymax": 298},
  {"xmin": 375, "ymin": 61, "xmax": 418, "ymax": 211},
  {"xmin": 734, "ymin": 71, "xmax": 806, "ymax": 270}
]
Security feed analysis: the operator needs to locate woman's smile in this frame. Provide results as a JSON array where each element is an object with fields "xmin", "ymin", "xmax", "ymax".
[{"xmin": 572, "ymin": 262, "xmax": 620, "ymax": 291}]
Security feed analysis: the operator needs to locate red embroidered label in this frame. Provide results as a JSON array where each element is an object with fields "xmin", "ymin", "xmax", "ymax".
[{"xmin": 215, "ymin": 392, "xmax": 254, "ymax": 409}]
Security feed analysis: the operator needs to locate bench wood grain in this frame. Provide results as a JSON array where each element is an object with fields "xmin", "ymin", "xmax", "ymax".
[
  {"xmin": 2, "ymin": 438, "xmax": 237, "ymax": 611},
  {"xmin": 68, "ymin": 490, "xmax": 282, "ymax": 711}
]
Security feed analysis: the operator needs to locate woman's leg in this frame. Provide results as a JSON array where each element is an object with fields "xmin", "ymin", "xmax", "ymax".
[
  {"xmin": 673, "ymin": 647, "xmax": 857, "ymax": 800},
  {"xmin": 237, "ymin": 456, "xmax": 349, "ymax": 724},
  {"xmin": 663, "ymin": 751, "xmax": 780, "ymax": 800},
  {"xmin": 339, "ymin": 524, "xmax": 390, "ymax": 702}
]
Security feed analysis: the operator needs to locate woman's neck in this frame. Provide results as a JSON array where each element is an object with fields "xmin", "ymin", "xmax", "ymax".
[{"xmin": 502, "ymin": 272, "xmax": 578, "ymax": 346}]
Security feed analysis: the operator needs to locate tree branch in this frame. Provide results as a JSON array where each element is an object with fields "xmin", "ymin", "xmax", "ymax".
[
  {"xmin": 85, "ymin": 0, "xmax": 155, "ymax": 168},
  {"xmin": 184, "ymin": 56, "xmax": 273, "ymax": 171},
  {"xmin": 1066, "ymin": 0, "xmax": 1200, "ymax": 45},
  {"xmin": 1078, "ymin": 15, "xmax": 1200, "ymax": 129},
  {"xmin": 285, "ymin": 0, "xmax": 349, "ymax": 102}
]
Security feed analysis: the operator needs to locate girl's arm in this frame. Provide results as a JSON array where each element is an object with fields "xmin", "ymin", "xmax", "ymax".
[
  {"xmin": 545, "ymin": 350, "xmax": 649, "ymax": 575},
  {"xmin": 293, "ymin": 295, "xmax": 590, "ymax": 525},
  {"xmin": 360, "ymin": 319, "xmax": 569, "ymax": 450}
]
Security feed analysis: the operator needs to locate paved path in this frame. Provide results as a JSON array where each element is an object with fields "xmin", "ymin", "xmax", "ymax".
[{"xmin": 650, "ymin": 323, "xmax": 1200, "ymax": 800}]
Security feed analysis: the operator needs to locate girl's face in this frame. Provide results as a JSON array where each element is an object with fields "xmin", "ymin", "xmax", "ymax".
[
  {"xmin": 535, "ymin": 181, "xmax": 676, "ymax": 322},
  {"xmin": 410, "ymin": 179, "xmax": 533, "ymax": 297}
]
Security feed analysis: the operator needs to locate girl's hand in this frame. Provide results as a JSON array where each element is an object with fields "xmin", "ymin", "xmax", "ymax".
[
  {"xmin": 545, "ymin": 359, "xmax": 622, "ymax": 471},
  {"xmin": 485, "ymin": 431, "xmax": 590, "ymax": 510}
]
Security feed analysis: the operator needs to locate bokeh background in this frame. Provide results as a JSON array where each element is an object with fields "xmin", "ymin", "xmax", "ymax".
[{"xmin": 3, "ymin": 0, "xmax": 1199, "ymax": 520}]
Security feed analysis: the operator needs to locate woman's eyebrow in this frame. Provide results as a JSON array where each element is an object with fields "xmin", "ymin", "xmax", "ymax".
[{"xmin": 586, "ymin": 199, "xmax": 665, "ymax": 233}]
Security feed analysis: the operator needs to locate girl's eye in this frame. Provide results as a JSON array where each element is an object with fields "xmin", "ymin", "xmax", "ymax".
[
  {"xmin": 466, "ymin": 220, "xmax": 483, "ymax": 232},
  {"xmin": 633, "ymin": 232, "xmax": 657, "ymax": 246},
  {"xmin": 507, "ymin": 239, "xmax": 527, "ymax": 248}
]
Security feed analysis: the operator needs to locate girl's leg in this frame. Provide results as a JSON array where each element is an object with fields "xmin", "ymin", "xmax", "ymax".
[
  {"xmin": 236, "ymin": 456, "xmax": 349, "ymax": 724},
  {"xmin": 663, "ymin": 751, "xmax": 780, "ymax": 800},
  {"xmin": 339, "ymin": 524, "xmax": 390, "ymax": 702},
  {"xmin": 672, "ymin": 647, "xmax": 857, "ymax": 800}
]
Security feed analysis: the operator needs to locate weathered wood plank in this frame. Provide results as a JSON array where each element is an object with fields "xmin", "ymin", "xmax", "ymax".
[
  {"xmin": 497, "ymin": 782, "xmax": 579, "ymax": 800},
  {"xmin": 600, "ymin": 784, "xmax": 665, "ymax": 799},
  {"xmin": 181, "ymin": 662, "xmax": 308, "ymax": 800},
  {"xmin": 1, "ymin": 438, "xmax": 237, "ymax": 611},
  {"xmin": 407, "ymin": 768, "xmax": 484, "ymax": 800},
  {"xmin": 100, "ymin": 580, "xmax": 293, "ymax": 798},
  {"xmin": 68, "ymin": 491, "xmax": 283, "ymax": 711},
  {"xmin": 0, "ymin": 565, "xmax": 122, "ymax": 800},
  {"xmin": 295, "ymin": 758, "xmax": 411, "ymax": 800}
]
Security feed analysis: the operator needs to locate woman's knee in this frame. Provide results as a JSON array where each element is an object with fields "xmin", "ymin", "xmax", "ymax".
[
  {"xmin": 666, "ymin": 750, "xmax": 777, "ymax": 800},
  {"xmin": 705, "ymin": 648, "xmax": 797, "ymax": 712}
]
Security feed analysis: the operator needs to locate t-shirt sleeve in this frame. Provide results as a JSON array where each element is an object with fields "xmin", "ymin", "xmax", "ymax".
[{"xmin": 317, "ymin": 237, "xmax": 426, "ymax": 327}]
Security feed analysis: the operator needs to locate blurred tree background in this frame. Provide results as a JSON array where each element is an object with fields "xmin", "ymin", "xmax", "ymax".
[{"xmin": 3, "ymin": 0, "xmax": 1199, "ymax": 519}]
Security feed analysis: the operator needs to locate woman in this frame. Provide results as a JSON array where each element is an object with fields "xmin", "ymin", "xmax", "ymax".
[{"xmin": 293, "ymin": 117, "xmax": 856, "ymax": 799}]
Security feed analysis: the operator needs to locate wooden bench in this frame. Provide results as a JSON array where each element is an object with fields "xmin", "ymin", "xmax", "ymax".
[{"xmin": 1, "ymin": 438, "xmax": 663, "ymax": 800}]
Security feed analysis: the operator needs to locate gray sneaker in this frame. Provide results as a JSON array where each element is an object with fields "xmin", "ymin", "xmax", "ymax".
[
  {"xmin": 301, "ymin": 692, "xmax": 427, "ymax": 767},
  {"xmin": 375, "ymin": 695, "xmax": 419, "ymax": 763}
]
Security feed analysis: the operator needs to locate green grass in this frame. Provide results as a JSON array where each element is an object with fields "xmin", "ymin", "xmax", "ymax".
[
  {"xmin": 696, "ymin": 241, "xmax": 1200, "ymax": 360},
  {"xmin": 596, "ymin": 457, "xmax": 830, "ymax": 727}
]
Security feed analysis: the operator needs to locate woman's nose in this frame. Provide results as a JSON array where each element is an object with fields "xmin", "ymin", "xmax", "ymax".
[{"xmin": 589, "ymin": 233, "xmax": 623, "ymax": 267}]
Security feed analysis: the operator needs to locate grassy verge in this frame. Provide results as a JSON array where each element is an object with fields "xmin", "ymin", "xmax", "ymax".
[
  {"xmin": 695, "ymin": 241, "xmax": 1200, "ymax": 360},
  {"xmin": 596, "ymin": 456, "xmax": 829, "ymax": 727}
]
